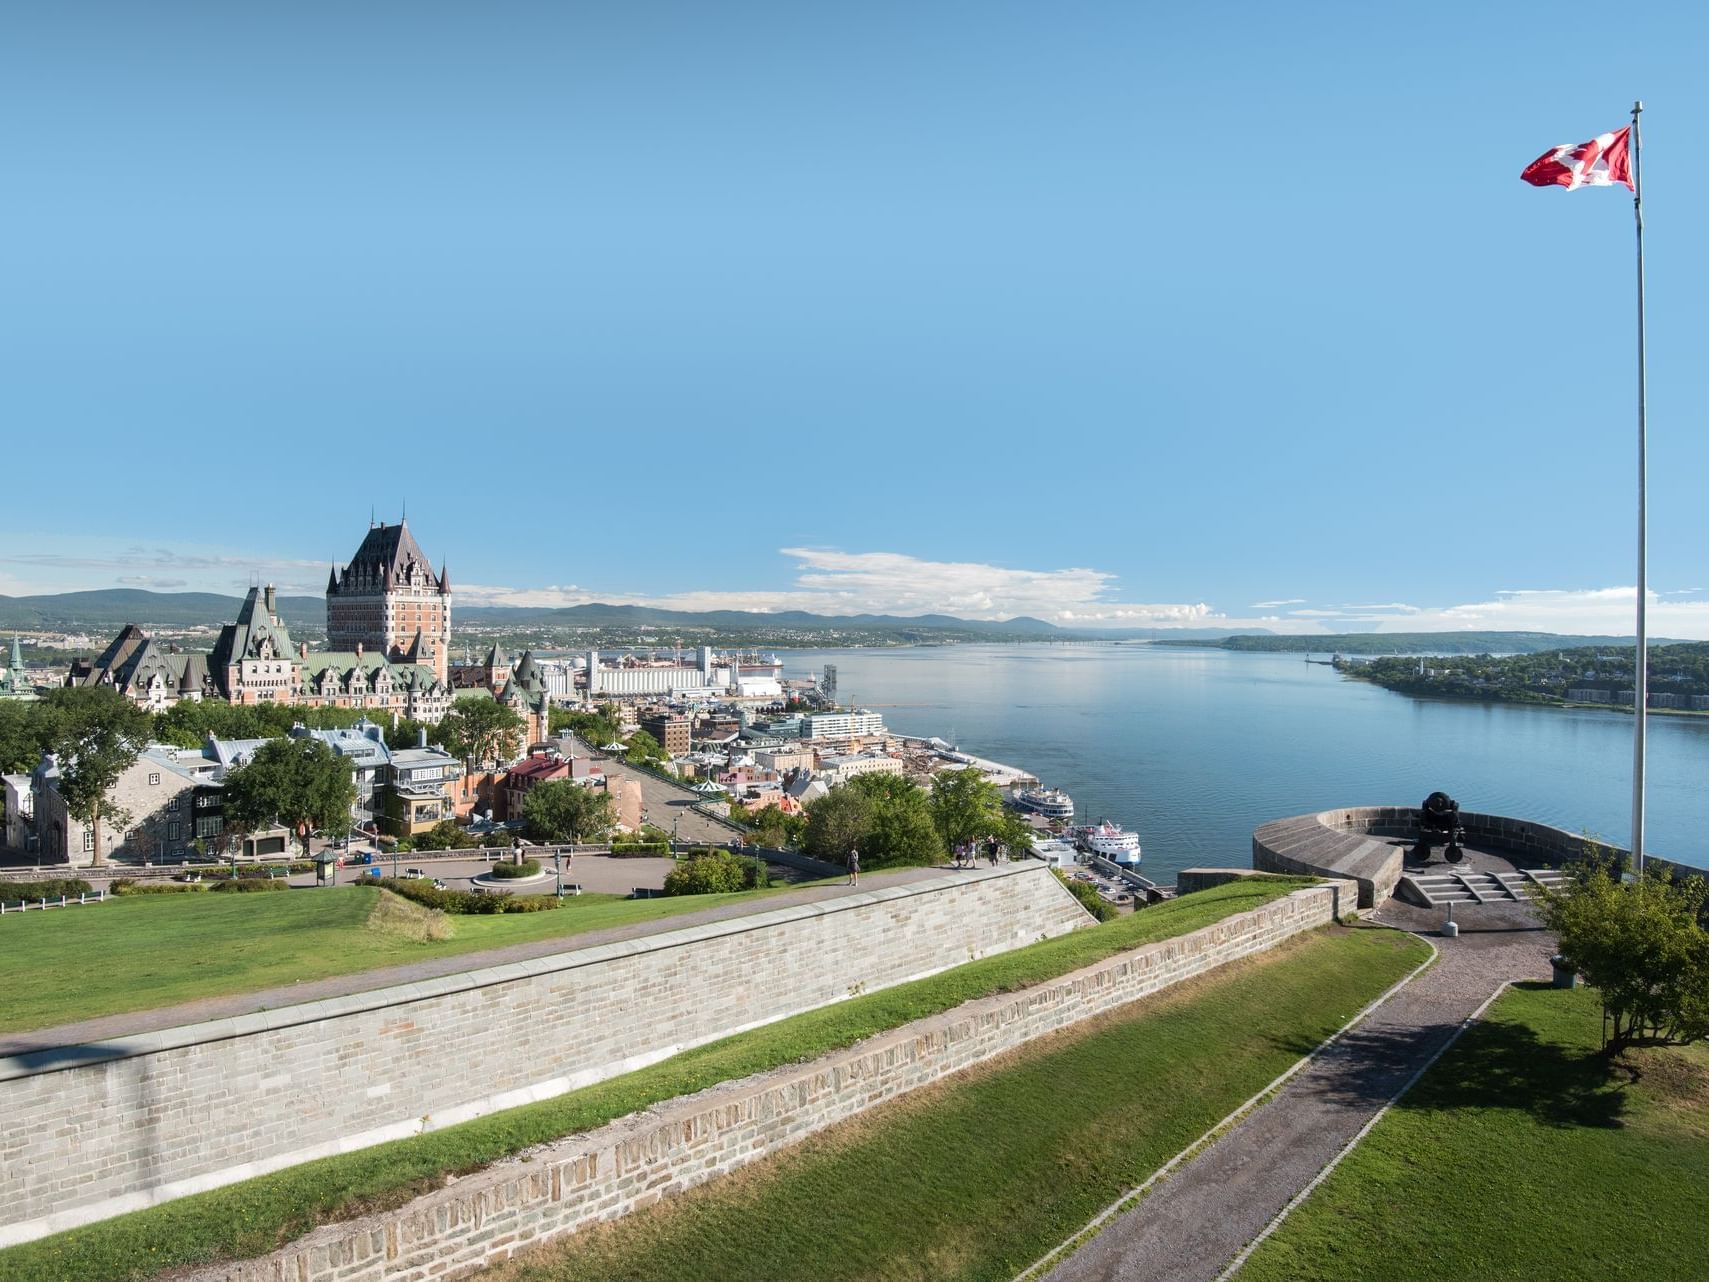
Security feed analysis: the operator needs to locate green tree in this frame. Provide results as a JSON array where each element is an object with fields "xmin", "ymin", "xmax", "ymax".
[
  {"xmin": 221, "ymin": 737, "xmax": 357, "ymax": 860},
  {"xmin": 388, "ymin": 718, "xmax": 432, "ymax": 751},
  {"xmin": 0, "ymin": 700, "xmax": 51, "ymax": 774},
  {"xmin": 41, "ymin": 687, "xmax": 152, "ymax": 866},
  {"xmin": 521, "ymin": 780, "xmax": 614, "ymax": 844},
  {"xmin": 624, "ymin": 729, "xmax": 668, "ymax": 764},
  {"xmin": 1542, "ymin": 856, "xmax": 1709, "ymax": 1051},
  {"xmin": 928, "ymin": 768, "xmax": 1009, "ymax": 854},
  {"xmin": 434, "ymin": 697, "xmax": 526, "ymax": 766},
  {"xmin": 549, "ymin": 704, "xmax": 622, "ymax": 745},
  {"xmin": 803, "ymin": 784, "xmax": 873, "ymax": 863},
  {"xmin": 748, "ymin": 802, "xmax": 804, "ymax": 849},
  {"xmin": 850, "ymin": 773, "xmax": 943, "ymax": 866}
]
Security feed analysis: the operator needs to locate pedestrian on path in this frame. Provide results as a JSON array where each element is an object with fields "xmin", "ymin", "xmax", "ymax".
[{"xmin": 847, "ymin": 845, "xmax": 860, "ymax": 886}]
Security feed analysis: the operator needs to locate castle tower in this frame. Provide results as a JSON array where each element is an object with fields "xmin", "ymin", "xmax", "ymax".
[{"xmin": 325, "ymin": 517, "xmax": 452, "ymax": 683}]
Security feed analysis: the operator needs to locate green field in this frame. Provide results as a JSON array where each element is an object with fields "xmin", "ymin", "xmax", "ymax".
[
  {"xmin": 484, "ymin": 927, "xmax": 1428, "ymax": 1282},
  {"xmin": 0, "ymin": 884, "xmax": 796, "ymax": 1035},
  {"xmin": 0, "ymin": 876, "xmax": 1319, "ymax": 1282},
  {"xmin": 1239, "ymin": 983, "xmax": 1709, "ymax": 1282}
]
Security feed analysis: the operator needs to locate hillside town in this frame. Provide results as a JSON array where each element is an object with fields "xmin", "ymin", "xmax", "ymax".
[{"xmin": 0, "ymin": 517, "xmax": 1075, "ymax": 873}]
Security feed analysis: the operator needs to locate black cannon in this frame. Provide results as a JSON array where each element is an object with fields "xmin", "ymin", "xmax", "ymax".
[{"xmin": 1415, "ymin": 791, "xmax": 1465, "ymax": 864}]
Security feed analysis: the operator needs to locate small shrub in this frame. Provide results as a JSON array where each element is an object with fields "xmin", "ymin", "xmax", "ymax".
[
  {"xmin": 109, "ymin": 882, "xmax": 202, "ymax": 895},
  {"xmin": 488, "ymin": 859, "xmax": 542, "ymax": 880},
  {"xmin": 369, "ymin": 877, "xmax": 560, "ymax": 915},
  {"xmin": 1055, "ymin": 870, "xmax": 1118, "ymax": 922},
  {"xmin": 208, "ymin": 878, "xmax": 289, "ymax": 893},
  {"xmin": 412, "ymin": 820, "xmax": 467, "ymax": 852},
  {"xmin": 663, "ymin": 850, "xmax": 770, "ymax": 896},
  {"xmin": 1, "ymin": 878, "xmax": 95, "ymax": 902},
  {"xmin": 479, "ymin": 831, "xmax": 515, "ymax": 849},
  {"xmin": 609, "ymin": 842, "xmax": 671, "ymax": 857}
]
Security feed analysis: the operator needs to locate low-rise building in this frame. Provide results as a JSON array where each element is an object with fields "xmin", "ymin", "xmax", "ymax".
[
  {"xmin": 817, "ymin": 752, "xmax": 904, "ymax": 786},
  {"xmin": 640, "ymin": 712, "xmax": 692, "ymax": 757},
  {"xmin": 501, "ymin": 752, "xmax": 571, "ymax": 822},
  {"xmin": 754, "ymin": 746, "xmax": 814, "ymax": 775},
  {"xmin": 381, "ymin": 745, "xmax": 460, "ymax": 838}
]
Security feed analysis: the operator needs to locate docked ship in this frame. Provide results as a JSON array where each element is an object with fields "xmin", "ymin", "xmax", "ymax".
[
  {"xmin": 1010, "ymin": 785, "xmax": 1076, "ymax": 822},
  {"xmin": 1072, "ymin": 819, "xmax": 1142, "ymax": 867}
]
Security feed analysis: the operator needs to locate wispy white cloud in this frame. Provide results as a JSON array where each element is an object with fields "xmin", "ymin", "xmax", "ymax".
[{"xmin": 1251, "ymin": 598, "xmax": 1306, "ymax": 608}]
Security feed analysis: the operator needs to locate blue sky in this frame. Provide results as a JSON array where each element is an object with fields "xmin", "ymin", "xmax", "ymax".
[{"xmin": 4, "ymin": 3, "xmax": 1707, "ymax": 634}]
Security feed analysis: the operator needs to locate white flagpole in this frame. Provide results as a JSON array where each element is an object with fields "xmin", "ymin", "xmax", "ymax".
[{"xmin": 1630, "ymin": 100, "xmax": 1648, "ymax": 879}]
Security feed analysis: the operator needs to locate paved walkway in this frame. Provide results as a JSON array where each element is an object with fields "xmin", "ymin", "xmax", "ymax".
[
  {"xmin": 581, "ymin": 746, "xmax": 742, "ymax": 845},
  {"xmin": 1042, "ymin": 900, "xmax": 1555, "ymax": 1282},
  {"xmin": 0, "ymin": 867, "xmax": 948, "ymax": 1058}
]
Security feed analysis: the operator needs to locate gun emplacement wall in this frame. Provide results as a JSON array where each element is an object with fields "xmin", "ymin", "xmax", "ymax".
[
  {"xmin": 1253, "ymin": 805, "xmax": 1692, "ymax": 908},
  {"xmin": 0, "ymin": 864, "xmax": 1091, "ymax": 1247}
]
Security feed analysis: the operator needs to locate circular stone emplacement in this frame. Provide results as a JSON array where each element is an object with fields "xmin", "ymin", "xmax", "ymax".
[{"xmin": 469, "ymin": 871, "xmax": 554, "ymax": 889}]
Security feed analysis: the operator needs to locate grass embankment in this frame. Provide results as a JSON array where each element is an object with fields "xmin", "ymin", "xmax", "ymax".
[
  {"xmin": 486, "ymin": 927, "xmax": 1430, "ymax": 1282},
  {"xmin": 2, "ymin": 876, "xmax": 1317, "ymax": 1282},
  {"xmin": 0, "ymin": 883, "xmax": 819, "ymax": 1035},
  {"xmin": 1240, "ymin": 983, "xmax": 1709, "ymax": 1282}
]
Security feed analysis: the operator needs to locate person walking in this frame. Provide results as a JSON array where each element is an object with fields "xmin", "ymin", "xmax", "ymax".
[{"xmin": 847, "ymin": 844, "xmax": 860, "ymax": 887}]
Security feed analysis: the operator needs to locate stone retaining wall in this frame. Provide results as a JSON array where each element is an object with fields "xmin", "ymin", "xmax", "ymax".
[
  {"xmin": 0, "ymin": 864, "xmax": 1090, "ymax": 1248},
  {"xmin": 1253, "ymin": 806, "xmax": 1696, "ymax": 907},
  {"xmin": 186, "ymin": 878, "xmax": 1355, "ymax": 1282}
]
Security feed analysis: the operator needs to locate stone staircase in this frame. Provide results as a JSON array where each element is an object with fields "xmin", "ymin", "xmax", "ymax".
[{"xmin": 1398, "ymin": 867, "xmax": 1569, "ymax": 908}]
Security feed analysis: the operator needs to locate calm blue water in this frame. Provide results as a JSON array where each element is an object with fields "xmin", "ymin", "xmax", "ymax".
[{"xmin": 781, "ymin": 645, "xmax": 1709, "ymax": 884}]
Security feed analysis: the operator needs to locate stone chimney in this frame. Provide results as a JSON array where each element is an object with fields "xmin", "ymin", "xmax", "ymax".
[
  {"xmin": 356, "ymin": 641, "xmax": 364, "ymax": 658},
  {"xmin": 417, "ymin": 727, "xmax": 428, "ymax": 749},
  {"xmin": 299, "ymin": 641, "xmax": 308, "ymax": 659}
]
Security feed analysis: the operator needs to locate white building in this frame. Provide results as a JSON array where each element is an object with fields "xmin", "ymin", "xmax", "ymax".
[
  {"xmin": 801, "ymin": 711, "xmax": 887, "ymax": 740},
  {"xmin": 818, "ymin": 753, "xmax": 905, "ymax": 786}
]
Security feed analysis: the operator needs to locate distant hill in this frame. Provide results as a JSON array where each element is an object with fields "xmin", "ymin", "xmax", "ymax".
[
  {"xmin": 0, "ymin": 589, "xmax": 324, "ymax": 632},
  {"xmin": 1153, "ymin": 631, "xmax": 1670, "ymax": 656},
  {"xmin": 452, "ymin": 601, "xmax": 1069, "ymax": 637}
]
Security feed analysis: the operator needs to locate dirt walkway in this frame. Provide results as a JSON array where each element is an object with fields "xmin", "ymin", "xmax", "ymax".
[
  {"xmin": 0, "ymin": 867, "xmax": 947, "ymax": 1057},
  {"xmin": 1040, "ymin": 902, "xmax": 1554, "ymax": 1282}
]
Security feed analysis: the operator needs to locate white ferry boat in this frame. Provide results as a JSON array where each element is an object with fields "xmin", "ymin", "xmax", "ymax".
[
  {"xmin": 1073, "ymin": 819, "xmax": 1142, "ymax": 866},
  {"xmin": 1011, "ymin": 786, "xmax": 1076, "ymax": 822}
]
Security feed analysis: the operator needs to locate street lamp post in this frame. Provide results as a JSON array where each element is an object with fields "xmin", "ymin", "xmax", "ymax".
[{"xmin": 553, "ymin": 849, "xmax": 564, "ymax": 899}]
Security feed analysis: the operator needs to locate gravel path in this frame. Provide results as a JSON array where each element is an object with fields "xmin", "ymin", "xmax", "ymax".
[{"xmin": 1041, "ymin": 904, "xmax": 1555, "ymax": 1282}]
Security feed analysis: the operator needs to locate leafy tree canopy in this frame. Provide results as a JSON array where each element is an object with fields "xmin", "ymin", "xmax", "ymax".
[
  {"xmin": 221, "ymin": 737, "xmax": 357, "ymax": 858},
  {"xmin": 521, "ymin": 780, "xmax": 614, "ymax": 845},
  {"xmin": 434, "ymin": 699, "xmax": 526, "ymax": 766},
  {"xmin": 804, "ymin": 773, "xmax": 943, "ymax": 868},
  {"xmin": 928, "ymin": 768, "xmax": 1010, "ymax": 854},
  {"xmin": 1543, "ymin": 856, "xmax": 1709, "ymax": 1051},
  {"xmin": 39, "ymin": 687, "xmax": 153, "ymax": 865}
]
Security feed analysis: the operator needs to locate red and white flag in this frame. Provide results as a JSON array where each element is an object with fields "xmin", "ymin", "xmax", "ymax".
[{"xmin": 1521, "ymin": 126, "xmax": 1633, "ymax": 190}]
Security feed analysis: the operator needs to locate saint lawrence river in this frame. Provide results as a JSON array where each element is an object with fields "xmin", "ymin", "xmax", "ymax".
[{"xmin": 781, "ymin": 644, "xmax": 1709, "ymax": 885}]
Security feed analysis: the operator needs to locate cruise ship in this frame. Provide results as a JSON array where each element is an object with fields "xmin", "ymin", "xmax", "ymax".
[
  {"xmin": 1073, "ymin": 819, "xmax": 1142, "ymax": 866},
  {"xmin": 1011, "ymin": 786, "xmax": 1076, "ymax": 822}
]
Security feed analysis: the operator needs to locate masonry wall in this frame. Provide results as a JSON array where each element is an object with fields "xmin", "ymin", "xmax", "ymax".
[
  {"xmin": 0, "ymin": 864, "xmax": 1090, "ymax": 1248},
  {"xmin": 184, "ymin": 878, "xmax": 1355, "ymax": 1282}
]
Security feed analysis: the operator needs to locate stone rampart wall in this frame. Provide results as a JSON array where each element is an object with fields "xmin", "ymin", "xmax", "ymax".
[
  {"xmin": 187, "ymin": 878, "xmax": 1355, "ymax": 1282},
  {"xmin": 0, "ymin": 864, "xmax": 1089, "ymax": 1247},
  {"xmin": 1254, "ymin": 806, "xmax": 1697, "ymax": 905}
]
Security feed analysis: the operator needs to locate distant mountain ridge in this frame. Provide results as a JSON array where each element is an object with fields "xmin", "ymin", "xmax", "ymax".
[{"xmin": 0, "ymin": 589, "xmax": 1238, "ymax": 640}]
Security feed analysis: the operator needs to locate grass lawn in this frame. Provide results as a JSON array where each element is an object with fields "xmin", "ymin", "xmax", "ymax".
[
  {"xmin": 0, "ymin": 883, "xmax": 838, "ymax": 1035},
  {"xmin": 484, "ymin": 927, "xmax": 1430, "ymax": 1282},
  {"xmin": 0, "ymin": 876, "xmax": 1321, "ymax": 1282},
  {"xmin": 1239, "ymin": 982, "xmax": 1709, "ymax": 1282}
]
